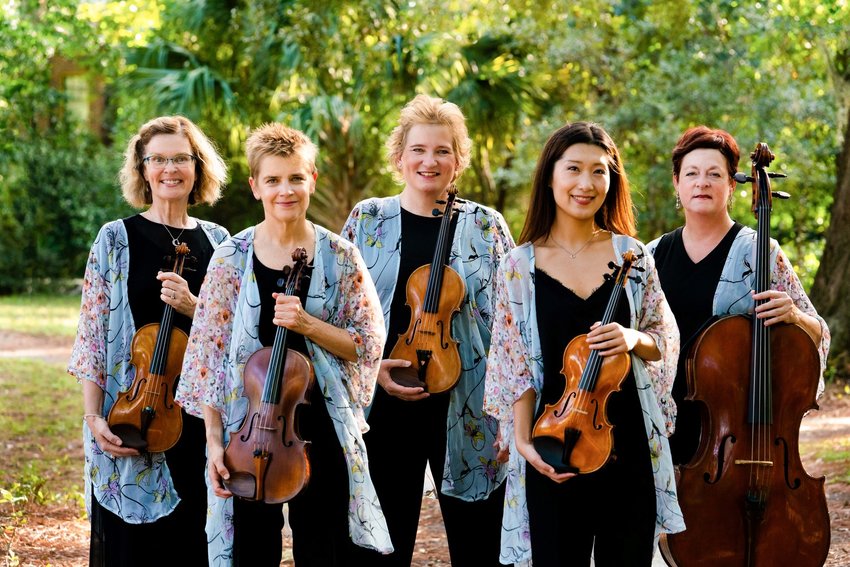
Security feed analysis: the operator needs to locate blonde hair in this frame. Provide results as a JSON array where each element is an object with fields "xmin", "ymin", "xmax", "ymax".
[
  {"xmin": 245, "ymin": 122, "xmax": 318, "ymax": 178},
  {"xmin": 120, "ymin": 115, "xmax": 227, "ymax": 208},
  {"xmin": 386, "ymin": 94, "xmax": 472, "ymax": 181}
]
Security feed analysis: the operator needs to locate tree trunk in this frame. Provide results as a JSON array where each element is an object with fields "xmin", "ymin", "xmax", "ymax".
[{"xmin": 810, "ymin": 110, "xmax": 850, "ymax": 377}]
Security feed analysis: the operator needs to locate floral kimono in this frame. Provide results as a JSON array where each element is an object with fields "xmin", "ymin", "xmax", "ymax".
[
  {"xmin": 483, "ymin": 237, "xmax": 686, "ymax": 565},
  {"xmin": 68, "ymin": 218, "xmax": 229, "ymax": 523},
  {"xmin": 175, "ymin": 224, "xmax": 392, "ymax": 565},
  {"xmin": 648, "ymin": 225, "xmax": 830, "ymax": 397},
  {"xmin": 341, "ymin": 195, "xmax": 515, "ymax": 501}
]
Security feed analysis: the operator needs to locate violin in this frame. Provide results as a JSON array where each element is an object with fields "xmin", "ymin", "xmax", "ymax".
[
  {"xmin": 223, "ymin": 247, "xmax": 316, "ymax": 503},
  {"xmin": 108, "ymin": 243, "xmax": 190, "ymax": 453},
  {"xmin": 660, "ymin": 144, "xmax": 830, "ymax": 566},
  {"xmin": 389, "ymin": 185, "xmax": 466, "ymax": 394},
  {"xmin": 532, "ymin": 250, "xmax": 640, "ymax": 473}
]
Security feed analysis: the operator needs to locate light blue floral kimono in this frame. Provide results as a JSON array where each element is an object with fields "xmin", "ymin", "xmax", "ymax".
[
  {"xmin": 483, "ymin": 237, "xmax": 686, "ymax": 565},
  {"xmin": 648, "ymin": 225, "xmax": 830, "ymax": 396},
  {"xmin": 342, "ymin": 195, "xmax": 515, "ymax": 501},
  {"xmin": 68, "ymin": 218, "xmax": 229, "ymax": 523},
  {"xmin": 175, "ymin": 224, "xmax": 392, "ymax": 565}
]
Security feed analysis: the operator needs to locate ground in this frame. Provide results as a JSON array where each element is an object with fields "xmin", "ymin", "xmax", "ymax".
[{"xmin": 0, "ymin": 331, "xmax": 848, "ymax": 566}]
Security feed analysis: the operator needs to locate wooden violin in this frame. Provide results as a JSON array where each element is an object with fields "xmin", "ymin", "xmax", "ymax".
[
  {"xmin": 532, "ymin": 249, "xmax": 639, "ymax": 474},
  {"xmin": 660, "ymin": 144, "xmax": 830, "ymax": 566},
  {"xmin": 389, "ymin": 184, "xmax": 466, "ymax": 394},
  {"xmin": 223, "ymin": 247, "xmax": 316, "ymax": 503},
  {"xmin": 108, "ymin": 242, "xmax": 190, "ymax": 453}
]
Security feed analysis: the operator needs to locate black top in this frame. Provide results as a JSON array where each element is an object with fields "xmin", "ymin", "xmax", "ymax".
[
  {"xmin": 653, "ymin": 222, "xmax": 744, "ymax": 348},
  {"xmin": 253, "ymin": 253, "xmax": 313, "ymax": 356},
  {"xmin": 652, "ymin": 221, "xmax": 743, "ymax": 464},
  {"xmin": 385, "ymin": 206, "xmax": 459, "ymax": 358},
  {"xmin": 124, "ymin": 214, "xmax": 214, "ymax": 336},
  {"xmin": 534, "ymin": 268, "xmax": 646, "ymax": 462}
]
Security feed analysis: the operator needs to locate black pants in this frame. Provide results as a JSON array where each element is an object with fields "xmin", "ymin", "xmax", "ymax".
[
  {"xmin": 232, "ymin": 389, "xmax": 353, "ymax": 567},
  {"xmin": 89, "ymin": 411, "xmax": 209, "ymax": 567},
  {"xmin": 350, "ymin": 387, "xmax": 505, "ymax": 567},
  {"xmin": 525, "ymin": 420, "xmax": 656, "ymax": 567}
]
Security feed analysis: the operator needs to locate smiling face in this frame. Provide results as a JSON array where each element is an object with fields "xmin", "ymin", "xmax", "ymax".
[
  {"xmin": 249, "ymin": 153, "xmax": 316, "ymax": 226},
  {"xmin": 142, "ymin": 133, "xmax": 196, "ymax": 205},
  {"xmin": 675, "ymin": 148, "xmax": 735, "ymax": 218},
  {"xmin": 398, "ymin": 123, "xmax": 458, "ymax": 197},
  {"xmin": 550, "ymin": 143, "xmax": 611, "ymax": 223}
]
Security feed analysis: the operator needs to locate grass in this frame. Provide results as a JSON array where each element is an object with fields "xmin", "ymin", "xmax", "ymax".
[
  {"xmin": 0, "ymin": 358, "xmax": 82, "ymax": 501},
  {"xmin": 0, "ymin": 294, "xmax": 80, "ymax": 337}
]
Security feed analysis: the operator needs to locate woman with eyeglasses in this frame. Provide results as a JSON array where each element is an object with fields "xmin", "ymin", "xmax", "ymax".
[{"xmin": 68, "ymin": 116, "xmax": 230, "ymax": 566}]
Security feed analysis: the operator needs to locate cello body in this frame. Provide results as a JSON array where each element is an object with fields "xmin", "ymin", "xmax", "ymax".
[{"xmin": 661, "ymin": 315, "xmax": 829, "ymax": 567}]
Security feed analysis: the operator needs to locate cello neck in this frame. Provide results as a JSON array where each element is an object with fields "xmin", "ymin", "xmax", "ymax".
[{"xmin": 423, "ymin": 186, "xmax": 458, "ymax": 314}]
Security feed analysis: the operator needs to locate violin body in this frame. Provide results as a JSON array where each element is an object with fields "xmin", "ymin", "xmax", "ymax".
[
  {"xmin": 532, "ymin": 334, "xmax": 631, "ymax": 474},
  {"xmin": 389, "ymin": 263, "xmax": 465, "ymax": 394},
  {"xmin": 661, "ymin": 315, "xmax": 829, "ymax": 566},
  {"xmin": 224, "ymin": 347, "xmax": 315, "ymax": 503},
  {"xmin": 107, "ymin": 323, "xmax": 186, "ymax": 453}
]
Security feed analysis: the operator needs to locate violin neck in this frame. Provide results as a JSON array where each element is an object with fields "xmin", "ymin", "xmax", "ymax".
[
  {"xmin": 424, "ymin": 198, "xmax": 456, "ymax": 314},
  {"xmin": 578, "ymin": 284, "xmax": 625, "ymax": 392},
  {"xmin": 149, "ymin": 303, "xmax": 176, "ymax": 376}
]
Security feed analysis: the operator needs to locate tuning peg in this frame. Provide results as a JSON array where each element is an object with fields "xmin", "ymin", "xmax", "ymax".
[
  {"xmin": 608, "ymin": 261, "xmax": 618, "ymax": 270},
  {"xmin": 772, "ymin": 191, "xmax": 790, "ymax": 199},
  {"xmin": 767, "ymin": 172, "xmax": 787, "ymax": 179},
  {"xmin": 432, "ymin": 208, "xmax": 441, "ymax": 217},
  {"xmin": 733, "ymin": 172, "xmax": 754, "ymax": 183},
  {"xmin": 435, "ymin": 199, "xmax": 447, "ymax": 205}
]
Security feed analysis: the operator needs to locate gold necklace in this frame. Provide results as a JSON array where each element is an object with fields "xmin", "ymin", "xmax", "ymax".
[{"xmin": 550, "ymin": 230, "xmax": 601, "ymax": 260}]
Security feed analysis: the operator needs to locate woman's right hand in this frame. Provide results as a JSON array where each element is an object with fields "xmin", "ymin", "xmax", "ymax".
[
  {"xmin": 515, "ymin": 436, "xmax": 576, "ymax": 484},
  {"xmin": 207, "ymin": 439, "xmax": 233, "ymax": 498},
  {"xmin": 377, "ymin": 358, "xmax": 429, "ymax": 401},
  {"xmin": 86, "ymin": 416, "xmax": 140, "ymax": 458}
]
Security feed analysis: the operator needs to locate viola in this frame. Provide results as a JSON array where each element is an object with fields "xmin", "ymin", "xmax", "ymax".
[
  {"xmin": 389, "ymin": 185, "xmax": 466, "ymax": 394},
  {"xmin": 532, "ymin": 250, "xmax": 640, "ymax": 474},
  {"xmin": 223, "ymin": 247, "xmax": 316, "ymax": 503},
  {"xmin": 107, "ymin": 242, "xmax": 190, "ymax": 453},
  {"xmin": 660, "ymin": 144, "xmax": 830, "ymax": 566}
]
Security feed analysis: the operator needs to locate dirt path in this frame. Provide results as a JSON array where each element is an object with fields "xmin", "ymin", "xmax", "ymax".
[{"xmin": 1, "ymin": 332, "xmax": 848, "ymax": 566}]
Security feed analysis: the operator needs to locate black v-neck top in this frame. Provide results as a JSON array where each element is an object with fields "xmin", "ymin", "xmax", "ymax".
[{"xmin": 653, "ymin": 222, "xmax": 744, "ymax": 349}]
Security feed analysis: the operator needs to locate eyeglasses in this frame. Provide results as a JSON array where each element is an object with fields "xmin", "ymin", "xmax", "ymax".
[{"xmin": 143, "ymin": 154, "xmax": 196, "ymax": 168}]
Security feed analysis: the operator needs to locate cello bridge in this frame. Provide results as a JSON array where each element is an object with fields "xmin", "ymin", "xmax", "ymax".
[{"xmin": 734, "ymin": 459, "xmax": 773, "ymax": 467}]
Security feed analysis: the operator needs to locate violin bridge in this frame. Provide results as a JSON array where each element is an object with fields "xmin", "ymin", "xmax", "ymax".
[{"xmin": 734, "ymin": 459, "xmax": 773, "ymax": 467}]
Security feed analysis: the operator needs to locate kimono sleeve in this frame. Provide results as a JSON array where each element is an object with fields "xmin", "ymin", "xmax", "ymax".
[
  {"xmin": 635, "ymin": 246, "xmax": 680, "ymax": 435},
  {"xmin": 176, "ymin": 259, "xmax": 241, "ymax": 418}
]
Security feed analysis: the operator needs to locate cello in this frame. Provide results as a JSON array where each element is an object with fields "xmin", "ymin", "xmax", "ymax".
[
  {"xmin": 107, "ymin": 242, "xmax": 189, "ymax": 452},
  {"xmin": 660, "ymin": 144, "xmax": 830, "ymax": 566},
  {"xmin": 223, "ymin": 247, "xmax": 316, "ymax": 503},
  {"xmin": 389, "ymin": 184, "xmax": 466, "ymax": 393},
  {"xmin": 532, "ymin": 249, "xmax": 640, "ymax": 473}
]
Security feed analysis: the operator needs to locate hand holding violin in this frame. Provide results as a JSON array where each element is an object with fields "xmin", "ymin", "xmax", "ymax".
[
  {"xmin": 86, "ymin": 415, "xmax": 140, "ymax": 458},
  {"xmin": 587, "ymin": 321, "xmax": 661, "ymax": 361},
  {"xmin": 378, "ymin": 358, "xmax": 429, "ymax": 401}
]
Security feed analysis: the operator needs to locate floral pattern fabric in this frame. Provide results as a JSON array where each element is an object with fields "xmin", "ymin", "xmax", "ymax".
[
  {"xmin": 68, "ymin": 218, "xmax": 229, "ymax": 524},
  {"xmin": 483, "ymin": 237, "xmax": 685, "ymax": 565},
  {"xmin": 341, "ymin": 195, "xmax": 515, "ymax": 501},
  {"xmin": 647, "ymin": 226, "xmax": 830, "ymax": 397},
  {"xmin": 175, "ymin": 224, "xmax": 391, "ymax": 565}
]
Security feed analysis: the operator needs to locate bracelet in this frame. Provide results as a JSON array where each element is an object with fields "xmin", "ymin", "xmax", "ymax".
[{"xmin": 83, "ymin": 413, "xmax": 105, "ymax": 422}]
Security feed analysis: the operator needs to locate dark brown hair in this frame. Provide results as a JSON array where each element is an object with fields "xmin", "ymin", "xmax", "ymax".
[
  {"xmin": 519, "ymin": 121, "xmax": 635, "ymax": 244},
  {"xmin": 671, "ymin": 125, "xmax": 740, "ymax": 179}
]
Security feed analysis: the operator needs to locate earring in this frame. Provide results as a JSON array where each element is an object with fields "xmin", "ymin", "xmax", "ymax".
[{"xmin": 675, "ymin": 193, "xmax": 681, "ymax": 210}]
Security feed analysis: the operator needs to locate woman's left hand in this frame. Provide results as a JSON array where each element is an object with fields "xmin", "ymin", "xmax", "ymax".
[
  {"xmin": 753, "ymin": 290, "xmax": 801, "ymax": 326},
  {"xmin": 586, "ymin": 322, "xmax": 638, "ymax": 356},
  {"xmin": 273, "ymin": 293, "xmax": 313, "ymax": 335},
  {"xmin": 158, "ymin": 271, "xmax": 197, "ymax": 318}
]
